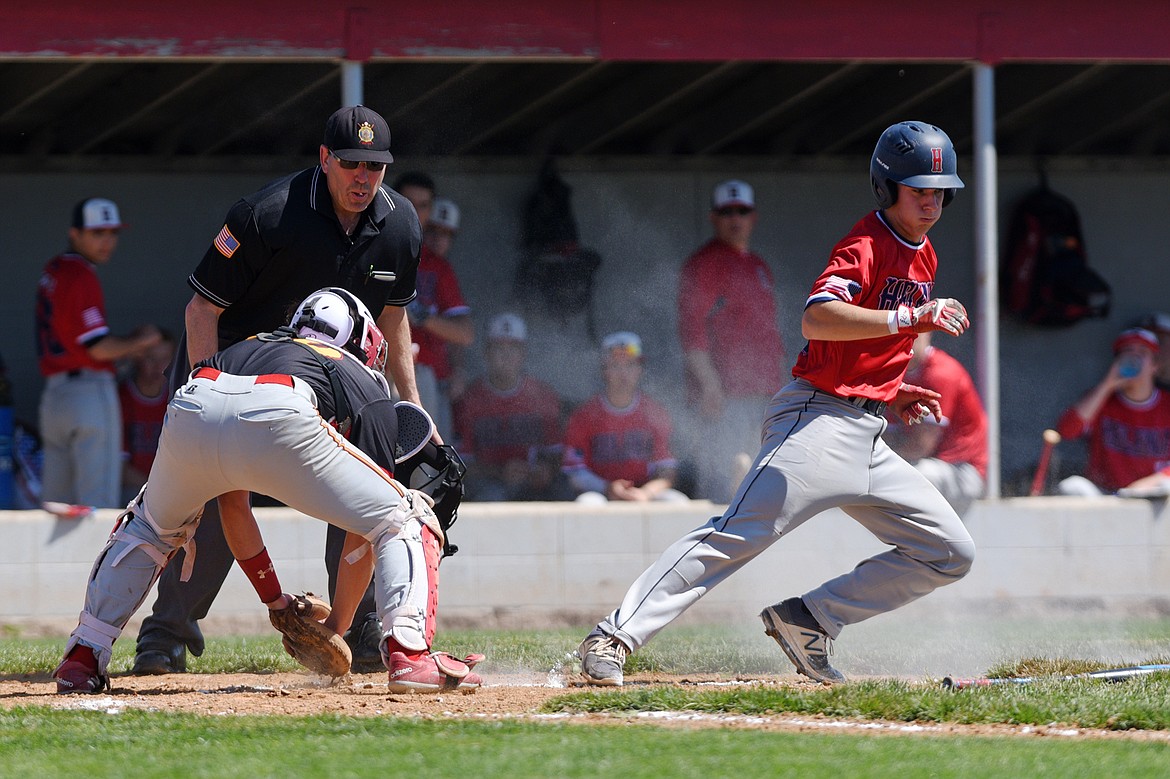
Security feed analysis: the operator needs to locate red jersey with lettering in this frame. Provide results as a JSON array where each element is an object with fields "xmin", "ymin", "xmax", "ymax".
[
  {"xmin": 413, "ymin": 246, "xmax": 469, "ymax": 380},
  {"xmin": 678, "ymin": 239, "xmax": 784, "ymax": 399},
  {"xmin": 35, "ymin": 253, "xmax": 113, "ymax": 376},
  {"xmin": 118, "ymin": 379, "xmax": 167, "ymax": 475},
  {"xmin": 904, "ymin": 346, "xmax": 988, "ymax": 478},
  {"xmin": 453, "ymin": 375, "xmax": 563, "ymax": 465},
  {"xmin": 793, "ymin": 211, "xmax": 935, "ymax": 402},
  {"xmin": 562, "ymin": 393, "xmax": 676, "ymax": 485},
  {"xmin": 1056, "ymin": 389, "xmax": 1170, "ymax": 492}
]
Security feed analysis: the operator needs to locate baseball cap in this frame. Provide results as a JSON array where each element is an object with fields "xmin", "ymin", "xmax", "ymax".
[
  {"xmin": 323, "ymin": 105, "xmax": 394, "ymax": 164},
  {"xmin": 1140, "ymin": 312, "xmax": 1170, "ymax": 335},
  {"xmin": 488, "ymin": 313, "xmax": 527, "ymax": 342},
  {"xmin": 72, "ymin": 198, "xmax": 123, "ymax": 230},
  {"xmin": 712, "ymin": 180, "xmax": 754, "ymax": 210},
  {"xmin": 431, "ymin": 198, "xmax": 460, "ymax": 231},
  {"xmin": 1113, "ymin": 327, "xmax": 1160, "ymax": 355},
  {"xmin": 602, "ymin": 331, "xmax": 643, "ymax": 359}
]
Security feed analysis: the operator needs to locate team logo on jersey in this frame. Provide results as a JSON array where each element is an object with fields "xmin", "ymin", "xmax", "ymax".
[
  {"xmin": 931, "ymin": 147, "xmax": 943, "ymax": 173},
  {"xmin": 213, "ymin": 224, "xmax": 240, "ymax": 258},
  {"xmin": 357, "ymin": 121, "xmax": 375, "ymax": 146},
  {"xmin": 878, "ymin": 276, "xmax": 933, "ymax": 310}
]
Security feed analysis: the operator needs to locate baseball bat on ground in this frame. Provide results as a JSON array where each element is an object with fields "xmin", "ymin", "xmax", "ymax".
[
  {"xmin": 943, "ymin": 663, "xmax": 1170, "ymax": 690},
  {"xmin": 1029, "ymin": 428, "xmax": 1062, "ymax": 496}
]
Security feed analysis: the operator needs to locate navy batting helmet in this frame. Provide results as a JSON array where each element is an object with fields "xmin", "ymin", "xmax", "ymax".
[{"xmin": 870, "ymin": 121, "xmax": 964, "ymax": 209}]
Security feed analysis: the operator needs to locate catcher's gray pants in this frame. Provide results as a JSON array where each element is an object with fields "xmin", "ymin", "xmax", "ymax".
[
  {"xmin": 68, "ymin": 371, "xmax": 431, "ymax": 672},
  {"xmin": 599, "ymin": 378, "xmax": 975, "ymax": 651}
]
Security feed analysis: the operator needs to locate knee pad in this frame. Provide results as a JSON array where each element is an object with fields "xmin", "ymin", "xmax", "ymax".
[{"xmin": 111, "ymin": 496, "xmax": 204, "ymax": 581}]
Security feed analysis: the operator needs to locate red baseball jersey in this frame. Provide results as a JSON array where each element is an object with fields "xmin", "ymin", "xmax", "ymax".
[
  {"xmin": 792, "ymin": 211, "xmax": 936, "ymax": 402},
  {"xmin": 903, "ymin": 346, "xmax": 989, "ymax": 477},
  {"xmin": 453, "ymin": 375, "xmax": 563, "ymax": 465},
  {"xmin": 562, "ymin": 393, "xmax": 676, "ymax": 485},
  {"xmin": 118, "ymin": 379, "xmax": 168, "ymax": 476},
  {"xmin": 678, "ymin": 239, "xmax": 785, "ymax": 398},
  {"xmin": 1057, "ymin": 389, "xmax": 1170, "ymax": 492},
  {"xmin": 413, "ymin": 246, "xmax": 469, "ymax": 380},
  {"xmin": 35, "ymin": 253, "xmax": 114, "ymax": 376}
]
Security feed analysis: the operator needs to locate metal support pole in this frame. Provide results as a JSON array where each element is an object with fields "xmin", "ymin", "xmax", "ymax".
[
  {"xmin": 341, "ymin": 60, "xmax": 363, "ymax": 107},
  {"xmin": 973, "ymin": 63, "xmax": 1000, "ymax": 498}
]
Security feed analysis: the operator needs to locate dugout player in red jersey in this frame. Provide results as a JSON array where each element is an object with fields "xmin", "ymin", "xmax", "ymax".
[
  {"xmin": 452, "ymin": 313, "xmax": 569, "ymax": 501},
  {"xmin": 883, "ymin": 331, "xmax": 988, "ymax": 516},
  {"xmin": 679, "ymin": 180, "xmax": 785, "ymax": 503},
  {"xmin": 1055, "ymin": 327, "xmax": 1170, "ymax": 497},
  {"xmin": 562, "ymin": 332, "xmax": 687, "ymax": 503},
  {"xmin": 578, "ymin": 121, "xmax": 975, "ymax": 686},
  {"xmin": 35, "ymin": 198, "xmax": 162, "ymax": 514},
  {"xmin": 394, "ymin": 173, "xmax": 474, "ymax": 443},
  {"xmin": 118, "ymin": 327, "xmax": 177, "ymax": 504}
]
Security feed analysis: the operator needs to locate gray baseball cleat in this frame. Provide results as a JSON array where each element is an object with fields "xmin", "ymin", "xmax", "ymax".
[
  {"xmin": 577, "ymin": 631, "xmax": 628, "ymax": 686},
  {"xmin": 760, "ymin": 598, "xmax": 846, "ymax": 685}
]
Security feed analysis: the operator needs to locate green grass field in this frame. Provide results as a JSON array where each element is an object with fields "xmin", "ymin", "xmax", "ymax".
[{"xmin": 2, "ymin": 622, "xmax": 1169, "ymax": 777}]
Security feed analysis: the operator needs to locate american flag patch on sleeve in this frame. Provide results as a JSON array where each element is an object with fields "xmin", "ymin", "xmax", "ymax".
[
  {"xmin": 213, "ymin": 225, "xmax": 240, "ymax": 258},
  {"xmin": 821, "ymin": 274, "xmax": 861, "ymax": 301}
]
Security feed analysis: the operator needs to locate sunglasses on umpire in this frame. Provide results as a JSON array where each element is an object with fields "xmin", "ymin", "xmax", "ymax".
[
  {"xmin": 330, "ymin": 151, "xmax": 386, "ymax": 172},
  {"xmin": 715, "ymin": 206, "xmax": 754, "ymax": 217}
]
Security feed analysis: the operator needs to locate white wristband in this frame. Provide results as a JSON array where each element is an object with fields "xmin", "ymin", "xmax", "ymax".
[{"xmin": 887, "ymin": 309, "xmax": 899, "ymax": 335}]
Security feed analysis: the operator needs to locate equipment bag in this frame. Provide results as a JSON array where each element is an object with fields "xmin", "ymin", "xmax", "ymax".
[{"xmin": 1001, "ymin": 184, "xmax": 1111, "ymax": 327}]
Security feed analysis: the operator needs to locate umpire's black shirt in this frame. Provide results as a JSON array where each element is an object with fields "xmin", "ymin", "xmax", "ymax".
[{"xmin": 188, "ymin": 166, "xmax": 420, "ymax": 350}]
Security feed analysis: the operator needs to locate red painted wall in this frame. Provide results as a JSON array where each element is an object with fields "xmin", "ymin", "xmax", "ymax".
[{"xmin": 3, "ymin": 1, "xmax": 1170, "ymax": 62}]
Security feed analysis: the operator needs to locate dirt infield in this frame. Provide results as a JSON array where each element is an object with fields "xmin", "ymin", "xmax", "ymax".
[{"xmin": 3, "ymin": 670, "xmax": 1169, "ymax": 743}]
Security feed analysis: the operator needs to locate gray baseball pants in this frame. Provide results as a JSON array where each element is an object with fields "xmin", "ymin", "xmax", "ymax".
[{"xmin": 600, "ymin": 378, "xmax": 975, "ymax": 650}]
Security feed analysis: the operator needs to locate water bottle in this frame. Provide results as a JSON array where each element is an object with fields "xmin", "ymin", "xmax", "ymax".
[{"xmin": 1118, "ymin": 353, "xmax": 1143, "ymax": 379}]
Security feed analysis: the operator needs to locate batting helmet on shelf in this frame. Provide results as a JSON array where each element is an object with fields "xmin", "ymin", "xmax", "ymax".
[
  {"xmin": 870, "ymin": 121, "xmax": 965, "ymax": 210},
  {"xmin": 291, "ymin": 287, "xmax": 387, "ymax": 372}
]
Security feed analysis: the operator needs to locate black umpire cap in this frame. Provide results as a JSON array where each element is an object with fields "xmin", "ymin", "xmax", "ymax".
[{"xmin": 324, "ymin": 105, "xmax": 394, "ymax": 164}]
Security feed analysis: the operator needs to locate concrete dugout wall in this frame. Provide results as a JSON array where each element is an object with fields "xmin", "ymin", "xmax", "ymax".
[{"xmin": 2, "ymin": 498, "xmax": 1167, "ymax": 632}]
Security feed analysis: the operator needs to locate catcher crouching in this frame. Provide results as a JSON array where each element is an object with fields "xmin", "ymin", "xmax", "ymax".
[{"xmin": 54, "ymin": 287, "xmax": 483, "ymax": 694}]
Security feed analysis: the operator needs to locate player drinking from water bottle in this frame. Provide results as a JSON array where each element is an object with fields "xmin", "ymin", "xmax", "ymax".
[{"xmin": 577, "ymin": 121, "xmax": 976, "ymax": 685}]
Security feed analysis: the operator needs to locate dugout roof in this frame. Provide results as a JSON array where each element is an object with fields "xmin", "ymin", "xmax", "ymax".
[{"xmin": 5, "ymin": 1, "xmax": 1170, "ymax": 170}]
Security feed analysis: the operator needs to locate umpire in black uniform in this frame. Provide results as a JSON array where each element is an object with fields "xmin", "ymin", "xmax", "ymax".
[{"xmin": 132, "ymin": 105, "xmax": 425, "ymax": 675}]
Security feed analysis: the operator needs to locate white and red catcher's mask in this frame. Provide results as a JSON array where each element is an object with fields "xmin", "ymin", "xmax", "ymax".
[{"xmin": 291, "ymin": 287, "xmax": 388, "ymax": 373}]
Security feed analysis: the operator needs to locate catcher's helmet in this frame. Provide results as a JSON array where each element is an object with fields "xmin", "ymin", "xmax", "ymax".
[
  {"xmin": 291, "ymin": 287, "xmax": 387, "ymax": 372},
  {"xmin": 870, "ymin": 121, "xmax": 964, "ymax": 209}
]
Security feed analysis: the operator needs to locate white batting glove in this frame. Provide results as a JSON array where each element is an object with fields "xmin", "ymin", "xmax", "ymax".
[{"xmin": 893, "ymin": 298, "xmax": 970, "ymax": 336}]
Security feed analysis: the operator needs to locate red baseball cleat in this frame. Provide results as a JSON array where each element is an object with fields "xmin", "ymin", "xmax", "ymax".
[
  {"xmin": 54, "ymin": 645, "xmax": 109, "ymax": 694},
  {"xmin": 386, "ymin": 650, "xmax": 483, "ymax": 693}
]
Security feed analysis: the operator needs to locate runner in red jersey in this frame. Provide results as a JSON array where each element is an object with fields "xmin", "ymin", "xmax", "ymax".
[
  {"xmin": 578, "ymin": 122, "xmax": 974, "ymax": 687},
  {"xmin": 563, "ymin": 332, "xmax": 686, "ymax": 503},
  {"xmin": 1056, "ymin": 328, "xmax": 1170, "ymax": 495},
  {"xmin": 35, "ymin": 198, "xmax": 161, "ymax": 512}
]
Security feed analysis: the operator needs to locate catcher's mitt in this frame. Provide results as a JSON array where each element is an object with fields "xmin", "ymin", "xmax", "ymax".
[{"xmin": 269, "ymin": 593, "xmax": 352, "ymax": 677}]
